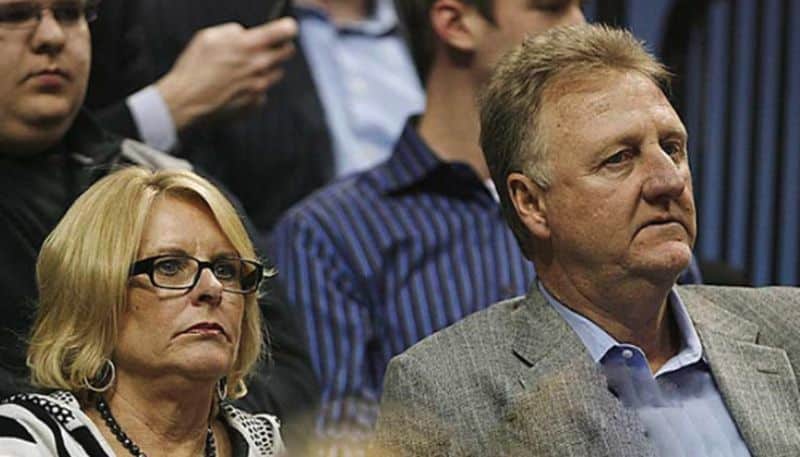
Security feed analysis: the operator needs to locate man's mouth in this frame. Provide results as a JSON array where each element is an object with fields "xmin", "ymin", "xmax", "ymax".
[
  {"xmin": 26, "ymin": 68, "xmax": 70, "ymax": 83},
  {"xmin": 639, "ymin": 217, "xmax": 686, "ymax": 233}
]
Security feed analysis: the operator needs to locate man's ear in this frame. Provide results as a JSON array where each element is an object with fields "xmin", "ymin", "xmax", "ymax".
[
  {"xmin": 430, "ymin": 0, "xmax": 484, "ymax": 52},
  {"xmin": 507, "ymin": 172, "xmax": 550, "ymax": 239}
]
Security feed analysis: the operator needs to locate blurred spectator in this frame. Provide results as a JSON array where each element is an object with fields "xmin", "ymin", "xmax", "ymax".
[
  {"xmin": 87, "ymin": 0, "xmax": 423, "ymax": 237},
  {"xmin": 270, "ymin": 0, "xmax": 587, "ymax": 451},
  {"xmin": 0, "ymin": 2, "xmax": 318, "ymax": 452}
]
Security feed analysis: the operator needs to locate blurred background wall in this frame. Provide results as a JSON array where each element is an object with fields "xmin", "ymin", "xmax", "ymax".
[{"xmin": 583, "ymin": 0, "xmax": 800, "ymax": 286}]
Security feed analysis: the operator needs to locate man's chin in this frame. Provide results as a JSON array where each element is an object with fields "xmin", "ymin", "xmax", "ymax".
[
  {"xmin": 0, "ymin": 120, "xmax": 72, "ymax": 156},
  {"xmin": 25, "ymin": 106, "xmax": 78, "ymax": 129},
  {"xmin": 631, "ymin": 242, "xmax": 694, "ymax": 280}
]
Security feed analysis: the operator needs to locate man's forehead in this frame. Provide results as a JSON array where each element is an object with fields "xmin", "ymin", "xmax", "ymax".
[
  {"xmin": 543, "ymin": 70, "xmax": 672, "ymax": 118},
  {"xmin": 537, "ymin": 70, "xmax": 686, "ymax": 149}
]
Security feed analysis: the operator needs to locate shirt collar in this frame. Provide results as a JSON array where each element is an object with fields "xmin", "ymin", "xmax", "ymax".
[
  {"xmin": 294, "ymin": 0, "xmax": 398, "ymax": 35},
  {"xmin": 371, "ymin": 117, "xmax": 440, "ymax": 194},
  {"xmin": 484, "ymin": 178, "xmax": 500, "ymax": 202},
  {"xmin": 370, "ymin": 118, "xmax": 499, "ymax": 208},
  {"xmin": 538, "ymin": 280, "xmax": 704, "ymax": 375}
]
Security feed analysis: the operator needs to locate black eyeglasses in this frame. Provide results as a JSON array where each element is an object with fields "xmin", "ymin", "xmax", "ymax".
[
  {"xmin": 130, "ymin": 255, "xmax": 264, "ymax": 294},
  {"xmin": 0, "ymin": 1, "xmax": 99, "ymax": 30}
]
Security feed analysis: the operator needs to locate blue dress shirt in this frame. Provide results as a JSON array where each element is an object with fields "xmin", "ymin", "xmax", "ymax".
[
  {"xmin": 540, "ymin": 282, "xmax": 751, "ymax": 456},
  {"xmin": 296, "ymin": 0, "xmax": 424, "ymax": 177}
]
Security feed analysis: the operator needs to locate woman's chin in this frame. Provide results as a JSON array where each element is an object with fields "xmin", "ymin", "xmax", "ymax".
[{"xmin": 173, "ymin": 352, "xmax": 235, "ymax": 382}]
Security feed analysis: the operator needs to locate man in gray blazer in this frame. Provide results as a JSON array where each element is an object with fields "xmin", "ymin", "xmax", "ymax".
[{"xmin": 373, "ymin": 24, "xmax": 800, "ymax": 456}]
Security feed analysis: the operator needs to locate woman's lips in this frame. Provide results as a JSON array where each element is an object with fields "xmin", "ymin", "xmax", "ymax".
[{"xmin": 182, "ymin": 322, "xmax": 227, "ymax": 340}]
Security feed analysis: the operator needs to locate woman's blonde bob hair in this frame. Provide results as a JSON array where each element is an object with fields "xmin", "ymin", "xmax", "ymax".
[{"xmin": 27, "ymin": 166, "xmax": 264, "ymax": 400}]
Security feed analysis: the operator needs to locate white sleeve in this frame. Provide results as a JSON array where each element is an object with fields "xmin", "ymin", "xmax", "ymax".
[{"xmin": 126, "ymin": 85, "xmax": 179, "ymax": 152}]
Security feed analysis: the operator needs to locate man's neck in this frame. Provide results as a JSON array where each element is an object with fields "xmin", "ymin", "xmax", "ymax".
[
  {"xmin": 538, "ymin": 264, "xmax": 682, "ymax": 373},
  {"xmin": 417, "ymin": 65, "xmax": 490, "ymax": 181},
  {"xmin": 296, "ymin": 0, "xmax": 370, "ymax": 22}
]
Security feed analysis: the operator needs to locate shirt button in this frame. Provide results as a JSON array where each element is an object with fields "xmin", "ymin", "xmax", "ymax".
[{"xmin": 621, "ymin": 349, "xmax": 634, "ymax": 360}]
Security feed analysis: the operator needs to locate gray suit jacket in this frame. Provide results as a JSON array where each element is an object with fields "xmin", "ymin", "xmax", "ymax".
[{"xmin": 373, "ymin": 285, "xmax": 800, "ymax": 456}]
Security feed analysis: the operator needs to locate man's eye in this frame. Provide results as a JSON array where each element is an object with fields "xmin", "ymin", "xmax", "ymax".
[
  {"xmin": 0, "ymin": 4, "xmax": 36, "ymax": 23},
  {"xmin": 603, "ymin": 150, "xmax": 632, "ymax": 166},
  {"xmin": 52, "ymin": 4, "xmax": 82, "ymax": 21},
  {"xmin": 662, "ymin": 141, "xmax": 684, "ymax": 157}
]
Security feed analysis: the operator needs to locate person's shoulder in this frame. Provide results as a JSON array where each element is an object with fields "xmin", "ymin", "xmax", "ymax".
[
  {"xmin": 398, "ymin": 296, "xmax": 526, "ymax": 366},
  {"xmin": 273, "ymin": 167, "xmax": 388, "ymax": 235},
  {"xmin": 119, "ymin": 139, "xmax": 193, "ymax": 171},
  {"xmin": 679, "ymin": 285, "xmax": 800, "ymax": 340},
  {"xmin": 0, "ymin": 391, "xmax": 82, "ymax": 448},
  {"xmin": 679, "ymin": 284, "xmax": 799, "ymax": 313},
  {"xmin": 220, "ymin": 403, "xmax": 284, "ymax": 456},
  {"xmin": 1, "ymin": 391, "xmax": 83, "ymax": 420}
]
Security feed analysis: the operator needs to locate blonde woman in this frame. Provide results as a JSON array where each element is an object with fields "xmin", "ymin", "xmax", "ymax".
[{"xmin": 0, "ymin": 167, "xmax": 283, "ymax": 456}]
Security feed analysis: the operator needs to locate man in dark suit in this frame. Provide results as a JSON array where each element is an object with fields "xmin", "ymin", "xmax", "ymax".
[
  {"xmin": 87, "ymin": 0, "xmax": 299, "ymax": 148},
  {"xmin": 89, "ymin": 0, "xmax": 422, "ymax": 237},
  {"xmin": 374, "ymin": 24, "xmax": 800, "ymax": 456}
]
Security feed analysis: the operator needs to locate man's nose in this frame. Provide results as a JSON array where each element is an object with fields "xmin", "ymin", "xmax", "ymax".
[
  {"xmin": 641, "ymin": 149, "xmax": 687, "ymax": 204},
  {"xmin": 31, "ymin": 10, "xmax": 67, "ymax": 54}
]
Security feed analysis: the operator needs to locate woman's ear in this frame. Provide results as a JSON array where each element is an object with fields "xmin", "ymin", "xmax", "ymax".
[{"xmin": 507, "ymin": 172, "xmax": 550, "ymax": 239}]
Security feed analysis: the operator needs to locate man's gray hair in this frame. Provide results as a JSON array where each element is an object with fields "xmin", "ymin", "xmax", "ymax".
[{"xmin": 479, "ymin": 23, "xmax": 671, "ymax": 258}]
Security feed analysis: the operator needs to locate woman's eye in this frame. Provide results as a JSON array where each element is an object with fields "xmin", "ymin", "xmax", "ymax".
[
  {"xmin": 155, "ymin": 259, "xmax": 185, "ymax": 276},
  {"xmin": 213, "ymin": 261, "xmax": 239, "ymax": 279}
]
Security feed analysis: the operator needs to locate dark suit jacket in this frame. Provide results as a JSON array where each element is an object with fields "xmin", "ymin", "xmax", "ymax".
[
  {"xmin": 89, "ymin": 0, "xmax": 333, "ymax": 237},
  {"xmin": 86, "ymin": 0, "xmax": 152, "ymax": 140},
  {"xmin": 375, "ymin": 285, "xmax": 800, "ymax": 456}
]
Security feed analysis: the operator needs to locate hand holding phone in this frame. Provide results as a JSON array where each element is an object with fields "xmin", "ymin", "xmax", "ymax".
[{"xmin": 266, "ymin": 0, "xmax": 290, "ymax": 22}]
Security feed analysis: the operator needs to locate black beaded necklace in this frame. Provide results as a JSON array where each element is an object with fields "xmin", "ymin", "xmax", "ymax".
[{"xmin": 96, "ymin": 396, "xmax": 217, "ymax": 457}]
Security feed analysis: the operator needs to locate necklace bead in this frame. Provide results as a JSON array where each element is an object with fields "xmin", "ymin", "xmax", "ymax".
[{"xmin": 96, "ymin": 396, "xmax": 216, "ymax": 457}]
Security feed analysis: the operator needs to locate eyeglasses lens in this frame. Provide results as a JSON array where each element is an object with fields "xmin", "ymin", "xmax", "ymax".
[
  {"xmin": 0, "ymin": 1, "xmax": 97, "ymax": 28},
  {"xmin": 151, "ymin": 256, "xmax": 260, "ymax": 293}
]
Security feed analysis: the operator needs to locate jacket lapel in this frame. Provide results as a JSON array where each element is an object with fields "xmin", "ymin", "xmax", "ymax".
[
  {"xmin": 681, "ymin": 288, "xmax": 800, "ymax": 457},
  {"xmin": 504, "ymin": 288, "xmax": 658, "ymax": 457}
]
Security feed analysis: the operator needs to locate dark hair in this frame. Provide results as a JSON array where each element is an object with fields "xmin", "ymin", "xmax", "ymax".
[{"xmin": 395, "ymin": 0, "xmax": 494, "ymax": 83}]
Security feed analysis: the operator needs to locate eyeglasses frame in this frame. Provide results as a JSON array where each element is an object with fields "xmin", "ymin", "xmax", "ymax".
[
  {"xmin": 0, "ymin": 0, "xmax": 100, "ymax": 30},
  {"xmin": 129, "ymin": 254, "xmax": 264, "ymax": 295}
]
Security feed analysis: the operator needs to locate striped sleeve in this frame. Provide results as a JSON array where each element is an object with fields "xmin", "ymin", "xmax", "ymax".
[{"xmin": 271, "ymin": 205, "xmax": 376, "ymax": 444}]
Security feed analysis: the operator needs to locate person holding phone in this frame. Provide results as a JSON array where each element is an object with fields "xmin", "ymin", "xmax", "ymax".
[
  {"xmin": 0, "ymin": 2, "xmax": 319, "ymax": 453},
  {"xmin": 89, "ymin": 0, "xmax": 423, "ymax": 238}
]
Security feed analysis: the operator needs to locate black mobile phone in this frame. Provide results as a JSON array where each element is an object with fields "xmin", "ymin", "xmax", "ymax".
[{"xmin": 266, "ymin": 0, "xmax": 291, "ymax": 21}]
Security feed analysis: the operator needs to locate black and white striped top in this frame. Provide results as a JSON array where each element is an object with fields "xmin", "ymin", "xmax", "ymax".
[{"xmin": 0, "ymin": 391, "xmax": 283, "ymax": 456}]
